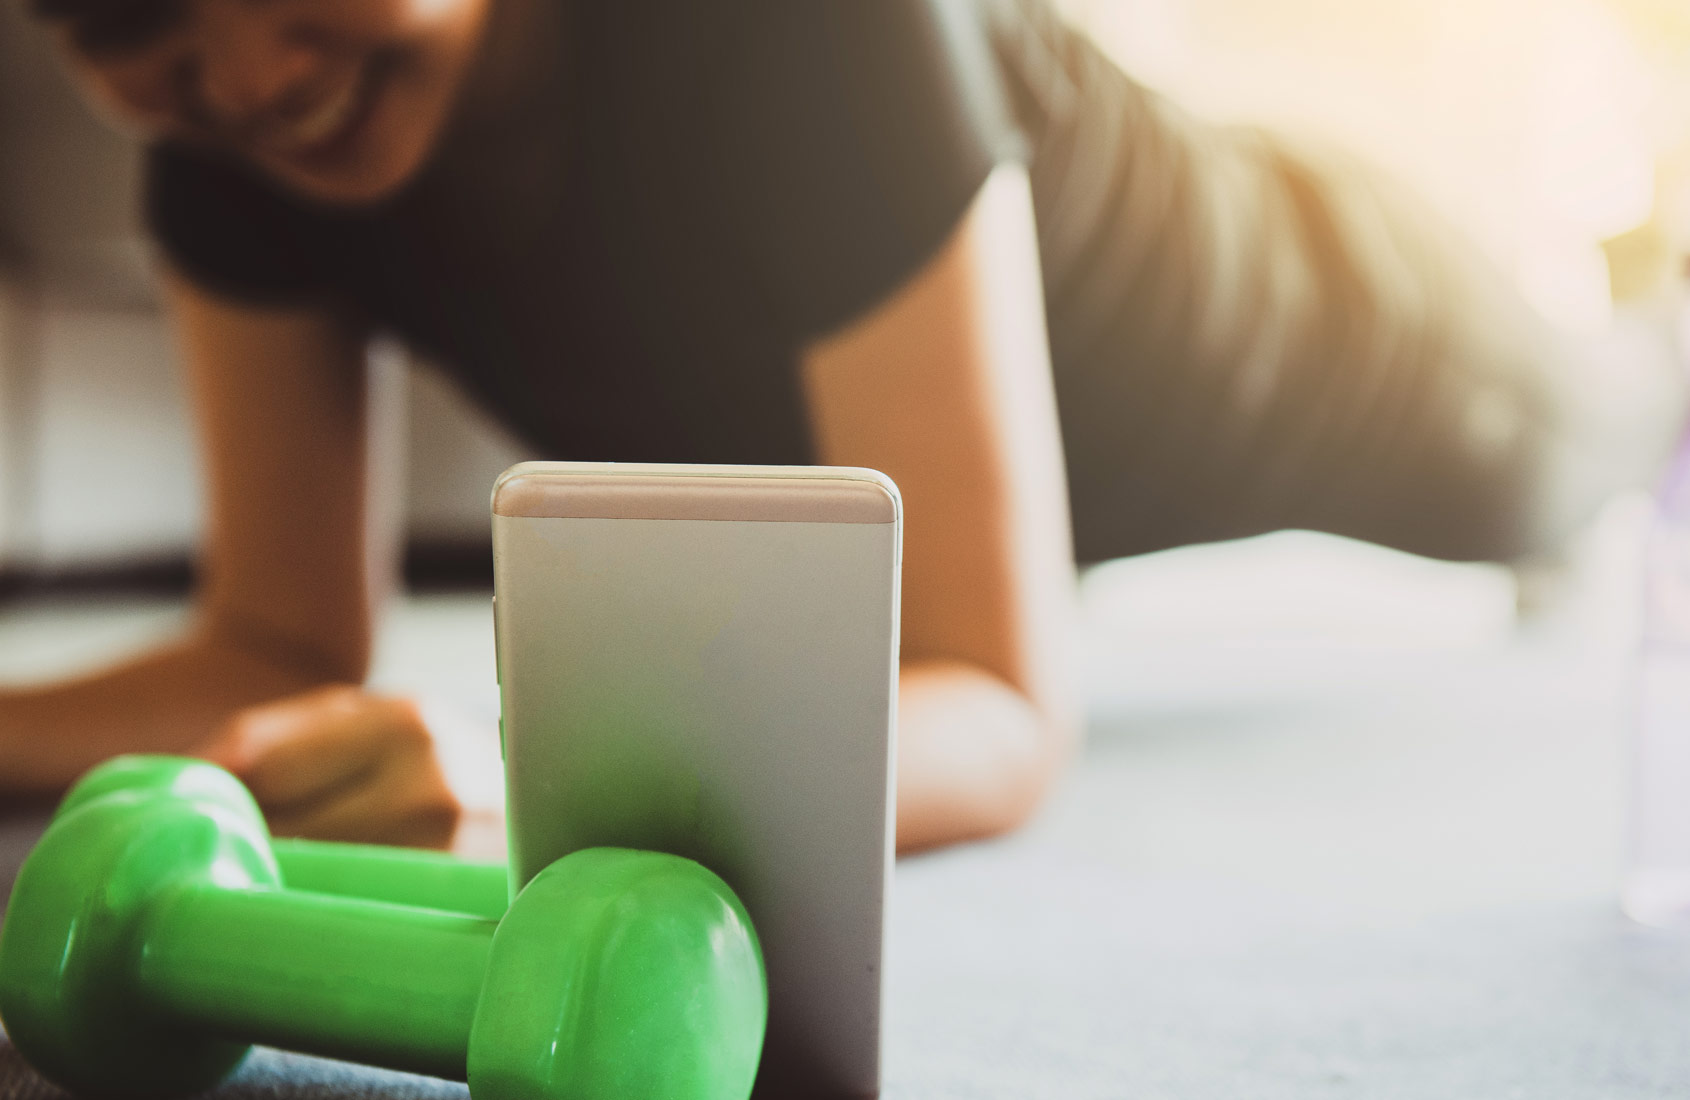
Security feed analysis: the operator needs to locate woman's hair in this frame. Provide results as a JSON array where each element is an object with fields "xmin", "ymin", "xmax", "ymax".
[
  {"xmin": 29, "ymin": 0, "xmax": 186, "ymax": 52},
  {"xmin": 30, "ymin": 0, "xmax": 121, "ymax": 18}
]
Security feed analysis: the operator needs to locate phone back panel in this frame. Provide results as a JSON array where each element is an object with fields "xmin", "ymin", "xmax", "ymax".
[{"xmin": 493, "ymin": 463, "xmax": 900, "ymax": 1098}]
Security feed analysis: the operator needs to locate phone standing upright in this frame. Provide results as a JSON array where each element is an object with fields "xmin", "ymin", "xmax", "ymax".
[{"xmin": 492, "ymin": 462, "xmax": 901, "ymax": 1098}]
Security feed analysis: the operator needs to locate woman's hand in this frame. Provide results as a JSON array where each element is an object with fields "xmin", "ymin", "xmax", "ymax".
[{"xmin": 198, "ymin": 685, "xmax": 464, "ymax": 850}]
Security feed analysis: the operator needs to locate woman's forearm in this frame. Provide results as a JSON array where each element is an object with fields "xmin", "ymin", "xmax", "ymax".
[
  {"xmin": 0, "ymin": 620, "xmax": 348, "ymax": 796},
  {"xmin": 894, "ymin": 658, "xmax": 1079, "ymax": 854}
]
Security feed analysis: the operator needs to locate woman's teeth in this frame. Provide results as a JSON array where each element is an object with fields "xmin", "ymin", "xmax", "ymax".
[{"xmin": 279, "ymin": 79, "xmax": 363, "ymax": 151}]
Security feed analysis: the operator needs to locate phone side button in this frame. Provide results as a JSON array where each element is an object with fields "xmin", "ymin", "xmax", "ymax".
[{"xmin": 498, "ymin": 714, "xmax": 506, "ymax": 760}]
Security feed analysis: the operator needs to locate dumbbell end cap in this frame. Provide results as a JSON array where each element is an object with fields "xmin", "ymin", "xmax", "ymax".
[
  {"xmin": 469, "ymin": 847, "xmax": 767, "ymax": 1100},
  {"xmin": 0, "ymin": 788, "xmax": 277, "ymax": 1097},
  {"xmin": 55, "ymin": 755, "xmax": 266, "ymax": 834}
]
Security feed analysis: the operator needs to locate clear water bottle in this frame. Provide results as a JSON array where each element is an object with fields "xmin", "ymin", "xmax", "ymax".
[{"xmin": 1625, "ymin": 439, "xmax": 1690, "ymax": 925}]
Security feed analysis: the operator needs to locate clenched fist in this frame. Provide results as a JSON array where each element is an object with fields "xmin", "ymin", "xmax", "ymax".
[{"xmin": 198, "ymin": 685, "xmax": 466, "ymax": 849}]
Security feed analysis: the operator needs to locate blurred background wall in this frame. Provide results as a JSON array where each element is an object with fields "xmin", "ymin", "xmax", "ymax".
[{"xmin": 0, "ymin": 0, "xmax": 1683, "ymax": 587}]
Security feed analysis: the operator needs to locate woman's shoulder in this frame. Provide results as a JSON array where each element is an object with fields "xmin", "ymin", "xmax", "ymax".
[{"xmin": 583, "ymin": 0, "xmax": 1028, "ymax": 336}]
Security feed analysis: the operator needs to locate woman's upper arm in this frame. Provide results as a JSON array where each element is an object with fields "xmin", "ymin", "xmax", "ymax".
[
  {"xmin": 800, "ymin": 163, "xmax": 1080, "ymax": 734},
  {"xmin": 168, "ymin": 275, "xmax": 376, "ymax": 681}
]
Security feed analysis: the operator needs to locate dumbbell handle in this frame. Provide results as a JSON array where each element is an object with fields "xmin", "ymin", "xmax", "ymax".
[
  {"xmin": 138, "ymin": 882, "xmax": 493, "ymax": 1081},
  {"xmin": 272, "ymin": 839, "xmax": 509, "ymax": 919}
]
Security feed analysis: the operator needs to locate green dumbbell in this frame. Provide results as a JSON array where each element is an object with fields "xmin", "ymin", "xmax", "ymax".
[
  {"xmin": 0, "ymin": 772, "xmax": 766, "ymax": 1100},
  {"xmin": 56, "ymin": 756, "xmax": 510, "ymax": 918}
]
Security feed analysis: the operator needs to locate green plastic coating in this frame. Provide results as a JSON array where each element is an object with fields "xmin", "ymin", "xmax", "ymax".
[
  {"xmin": 56, "ymin": 756, "xmax": 511, "ymax": 919},
  {"xmin": 56, "ymin": 754, "xmax": 265, "ymax": 829},
  {"xmin": 0, "ymin": 790, "xmax": 279, "ymax": 1096},
  {"xmin": 138, "ymin": 884, "xmax": 495, "ymax": 1081},
  {"xmin": 469, "ymin": 848, "xmax": 767, "ymax": 1099},
  {"xmin": 273, "ymin": 838, "xmax": 510, "ymax": 919}
]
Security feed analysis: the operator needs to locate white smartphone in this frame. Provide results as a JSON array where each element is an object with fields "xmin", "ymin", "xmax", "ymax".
[{"xmin": 491, "ymin": 461, "xmax": 902, "ymax": 1098}]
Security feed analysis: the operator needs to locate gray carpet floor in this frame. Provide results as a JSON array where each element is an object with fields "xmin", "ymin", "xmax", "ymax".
[{"xmin": 4, "ymin": 526, "xmax": 1688, "ymax": 1096}]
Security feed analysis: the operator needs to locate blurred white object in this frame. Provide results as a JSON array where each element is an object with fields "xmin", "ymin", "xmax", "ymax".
[
  {"xmin": 1081, "ymin": 530, "xmax": 1519, "ymax": 649},
  {"xmin": 1077, "ymin": 531, "xmax": 1519, "ymax": 718},
  {"xmin": 1625, "ymin": 442, "xmax": 1690, "ymax": 926}
]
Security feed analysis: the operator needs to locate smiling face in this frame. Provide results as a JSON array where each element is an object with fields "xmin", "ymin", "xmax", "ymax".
[{"xmin": 35, "ymin": 0, "xmax": 495, "ymax": 205}]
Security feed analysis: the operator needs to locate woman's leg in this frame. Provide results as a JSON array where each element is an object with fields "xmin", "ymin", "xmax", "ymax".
[{"xmin": 1033, "ymin": 78, "xmax": 1686, "ymax": 564}]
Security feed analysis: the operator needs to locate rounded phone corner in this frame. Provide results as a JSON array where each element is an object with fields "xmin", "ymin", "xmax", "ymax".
[
  {"xmin": 831, "ymin": 468, "xmax": 901, "ymax": 526},
  {"xmin": 491, "ymin": 462, "xmax": 559, "ymax": 518}
]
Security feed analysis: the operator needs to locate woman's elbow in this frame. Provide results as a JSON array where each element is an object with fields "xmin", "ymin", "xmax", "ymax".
[{"xmin": 986, "ymin": 704, "xmax": 1082, "ymax": 837}]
